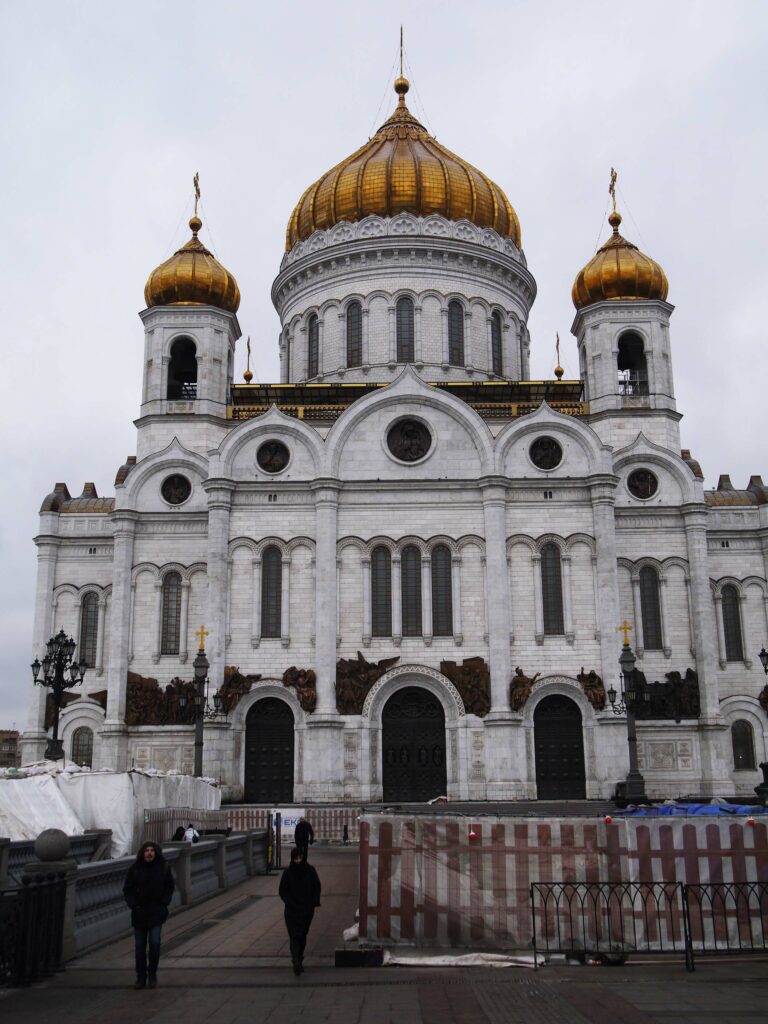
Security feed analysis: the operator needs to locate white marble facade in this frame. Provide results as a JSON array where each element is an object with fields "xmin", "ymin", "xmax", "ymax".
[{"xmin": 23, "ymin": 208, "xmax": 768, "ymax": 804}]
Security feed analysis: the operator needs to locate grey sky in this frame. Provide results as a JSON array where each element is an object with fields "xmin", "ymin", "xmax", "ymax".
[{"xmin": 1, "ymin": 0, "xmax": 767, "ymax": 732}]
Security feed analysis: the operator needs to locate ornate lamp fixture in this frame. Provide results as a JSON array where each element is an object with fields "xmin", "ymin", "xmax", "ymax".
[
  {"xmin": 758, "ymin": 647, "xmax": 768, "ymax": 675},
  {"xmin": 31, "ymin": 629, "xmax": 86, "ymax": 761},
  {"xmin": 608, "ymin": 622, "xmax": 649, "ymax": 805}
]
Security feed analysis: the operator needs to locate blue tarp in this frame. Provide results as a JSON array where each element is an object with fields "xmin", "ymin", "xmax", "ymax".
[{"xmin": 615, "ymin": 803, "xmax": 768, "ymax": 816}]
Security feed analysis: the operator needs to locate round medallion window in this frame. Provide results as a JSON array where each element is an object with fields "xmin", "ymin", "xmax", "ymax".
[
  {"xmin": 529, "ymin": 436, "xmax": 563, "ymax": 470},
  {"xmin": 257, "ymin": 440, "xmax": 290, "ymax": 474},
  {"xmin": 627, "ymin": 468, "xmax": 658, "ymax": 499},
  {"xmin": 387, "ymin": 419, "xmax": 432, "ymax": 462},
  {"xmin": 161, "ymin": 474, "xmax": 192, "ymax": 505}
]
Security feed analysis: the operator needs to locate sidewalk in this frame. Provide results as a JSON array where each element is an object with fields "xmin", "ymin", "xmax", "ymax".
[{"xmin": 1, "ymin": 848, "xmax": 766, "ymax": 1022}]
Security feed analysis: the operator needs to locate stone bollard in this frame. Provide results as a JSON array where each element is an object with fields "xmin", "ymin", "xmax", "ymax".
[{"xmin": 23, "ymin": 829, "xmax": 78, "ymax": 963}]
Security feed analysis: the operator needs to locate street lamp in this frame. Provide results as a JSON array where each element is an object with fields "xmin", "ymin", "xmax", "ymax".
[
  {"xmin": 31, "ymin": 629, "xmax": 86, "ymax": 761},
  {"xmin": 185, "ymin": 626, "xmax": 226, "ymax": 777},
  {"xmin": 607, "ymin": 622, "xmax": 649, "ymax": 805},
  {"xmin": 758, "ymin": 647, "xmax": 768, "ymax": 674}
]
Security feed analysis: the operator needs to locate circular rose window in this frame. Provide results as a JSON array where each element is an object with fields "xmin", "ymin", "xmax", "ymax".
[
  {"xmin": 161, "ymin": 474, "xmax": 191, "ymax": 505},
  {"xmin": 529, "ymin": 436, "xmax": 563, "ymax": 470},
  {"xmin": 627, "ymin": 468, "xmax": 658, "ymax": 499},
  {"xmin": 257, "ymin": 440, "xmax": 290, "ymax": 474},
  {"xmin": 387, "ymin": 419, "xmax": 432, "ymax": 462}
]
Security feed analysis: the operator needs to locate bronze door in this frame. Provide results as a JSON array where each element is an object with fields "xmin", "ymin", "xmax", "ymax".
[
  {"xmin": 382, "ymin": 687, "xmax": 447, "ymax": 802},
  {"xmin": 534, "ymin": 694, "xmax": 586, "ymax": 799},
  {"xmin": 244, "ymin": 698, "xmax": 294, "ymax": 803}
]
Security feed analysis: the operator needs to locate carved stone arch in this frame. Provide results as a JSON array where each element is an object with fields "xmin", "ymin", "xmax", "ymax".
[
  {"xmin": 494, "ymin": 401, "xmax": 611, "ymax": 475},
  {"xmin": 396, "ymin": 535, "xmax": 428, "ymax": 556},
  {"xmin": 59, "ymin": 699, "xmax": 105, "ymax": 765},
  {"xmin": 337, "ymin": 536, "xmax": 367, "ymax": 556},
  {"xmin": 617, "ymin": 557, "xmax": 635, "ymax": 574},
  {"xmin": 72, "ymin": 583, "xmax": 104, "ymax": 605},
  {"xmin": 524, "ymin": 675, "xmax": 597, "ymax": 721},
  {"xmin": 319, "ymin": 297, "xmax": 339, "ymax": 320},
  {"xmin": 365, "ymin": 288, "xmax": 395, "ymax": 307},
  {"xmin": 131, "ymin": 563, "xmax": 161, "ymax": 585},
  {"xmin": 302, "ymin": 304, "xmax": 322, "ymax": 325},
  {"xmin": 362, "ymin": 663, "xmax": 466, "ymax": 721},
  {"xmin": 118, "ymin": 438, "xmax": 209, "ymax": 505},
  {"xmin": 506, "ymin": 534, "xmax": 537, "ymax": 555},
  {"xmin": 742, "ymin": 575, "xmax": 768, "ymax": 597},
  {"xmin": 288, "ymin": 312, "xmax": 303, "ymax": 333},
  {"xmin": 614, "ymin": 323, "xmax": 651, "ymax": 350},
  {"xmin": 229, "ymin": 537, "xmax": 259, "ymax": 559},
  {"xmin": 230, "ymin": 679, "xmax": 305, "ymax": 732},
  {"xmin": 286, "ymin": 536, "xmax": 316, "ymax": 557},
  {"xmin": 612, "ymin": 434, "xmax": 701, "ymax": 501},
  {"xmin": 445, "ymin": 292, "xmax": 469, "ymax": 314},
  {"xmin": 364, "ymin": 536, "xmax": 398, "ymax": 558},
  {"xmin": 392, "ymin": 286, "xmax": 420, "ymax": 306},
  {"xmin": 160, "ymin": 561, "xmax": 188, "ymax": 582},
  {"xmin": 163, "ymin": 329, "xmax": 201, "ymax": 360},
  {"xmin": 255, "ymin": 537, "xmax": 290, "ymax": 558},
  {"xmin": 457, "ymin": 534, "xmax": 486, "ymax": 555},
  {"xmin": 712, "ymin": 576, "xmax": 746, "ymax": 599},
  {"xmin": 185, "ymin": 562, "xmax": 208, "ymax": 582},
  {"xmin": 417, "ymin": 288, "xmax": 446, "ymax": 307},
  {"xmin": 340, "ymin": 293, "xmax": 366, "ymax": 315},
  {"xmin": 534, "ymin": 534, "xmax": 567, "ymax": 555},
  {"xmin": 427, "ymin": 535, "xmax": 460, "ymax": 556},
  {"xmin": 632, "ymin": 556, "xmax": 665, "ymax": 581},
  {"xmin": 213, "ymin": 403, "xmax": 324, "ymax": 476},
  {"xmin": 564, "ymin": 533, "xmax": 596, "ymax": 557},
  {"xmin": 661, "ymin": 556, "xmax": 690, "ymax": 578},
  {"xmin": 52, "ymin": 583, "xmax": 80, "ymax": 607}
]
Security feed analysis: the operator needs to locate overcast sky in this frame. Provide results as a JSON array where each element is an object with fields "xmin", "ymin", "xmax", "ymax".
[{"xmin": 1, "ymin": 0, "xmax": 766, "ymax": 733}]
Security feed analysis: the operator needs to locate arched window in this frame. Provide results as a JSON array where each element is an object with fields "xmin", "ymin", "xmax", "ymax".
[
  {"xmin": 639, "ymin": 567, "xmax": 663, "ymax": 650},
  {"xmin": 448, "ymin": 301, "xmax": 465, "ymax": 366},
  {"xmin": 160, "ymin": 572, "xmax": 182, "ymax": 655},
  {"xmin": 261, "ymin": 546, "xmax": 282, "ymax": 638},
  {"xmin": 541, "ymin": 543, "xmax": 564, "ymax": 635},
  {"xmin": 731, "ymin": 720, "xmax": 756, "ymax": 770},
  {"xmin": 617, "ymin": 332, "xmax": 648, "ymax": 396},
  {"xmin": 79, "ymin": 592, "xmax": 99, "ymax": 668},
  {"xmin": 396, "ymin": 297, "xmax": 414, "ymax": 362},
  {"xmin": 71, "ymin": 726, "xmax": 93, "ymax": 767},
  {"xmin": 167, "ymin": 338, "xmax": 197, "ymax": 399},
  {"xmin": 346, "ymin": 302, "xmax": 362, "ymax": 368},
  {"xmin": 307, "ymin": 314, "xmax": 319, "ymax": 378},
  {"xmin": 371, "ymin": 546, "xmax": 392, "ymax": 637},
  {"xmin": 431, "ymin": 544, "xmax": 453, "ymax": 636},
  {"xmin": 491, "ymin": 312, "xmax": 503, "ymax": 376},
  {"xmin": 721, "ymin": 584, "xmax": 744, "ymax": 661},
  {"xmin": 401, "ymin": 546, "xmax": 422, "ymax": 637}
]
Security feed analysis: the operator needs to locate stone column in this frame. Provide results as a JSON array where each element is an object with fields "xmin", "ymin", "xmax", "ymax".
[
  {"xmin": 388, "ymin": 306, "xmax": 396, "ymax": 364},
  {"xmin": 486, "ymin": 316, "xmax": 493, "ymax": 369},
  {"xmin": 251, "ymin": 557, "xmax": 261, "ymax": 647},
  {"xmin": 631, "ymin": 576, "xmax": 644, "ymax": 655},
  {"xmin": 588, "ymin": 474, "xmax": 621, "ymax": 684},
  {"xmin": 658, "ymin": 575, "xmax": 671, "ymax": 657},
  {"xmin": 95, "ymin": 597, "xmax": 107, "ymax": 676},
  {"xmin": 362, "ymin": 308, "xmax": 370, "ymax": 368},
  {"xmin": 317, "ymin": 318, "xmax": 325, "ymax": 377},
  {"xmin": 440, "ymin": 306, "xmax": 449, "ymax": 368},
  {"xmin": 451, "ymin": 554, "xmax": 463, "ymax": 645},
  {"xmin": 532, "ymin": 553, "xmax": 544, "ymax": 643},
  {"xmin": 280, "ymin": 555, "xmax": 291, "ymax": 647},
  {"xmin": 392, "ymin": 555, "xmax": 402, "ymax": 645},
  {"xmin": 151, "ymin": 580, "xmax": 162, "ymax": 663},
  {"xmin": 204, "ymin": 480, "xmax": 235, "ymax": 690},
  {"xmin": 22, "ymin": 529, "xmax": 61, "ymax": 762},
  {"xmin": 561, "ymin": 554, "xmax": 574, "ymax": 644},
  {"xmin": 179, "ymin": 579, "xmax": 190, "ymax": 663},
  {"xmin": 361, "ymin": 556, "xmax": 372, "ymax": 646},
  {"xmin": 421, "ymin": 555, "xmax": 433, "ymax": 645},
  {"xmin": 414, "ymin": 304, "xmax": 423, "ymax": 364},
  {"xmin": 713, "ymin": 592, "xmax": 727, "ymax": 669},
  {"xmin": 311, "ymin": 480, "xmax": 341, "ymax": 716},
  {"xmin": 480, "ymin": 478, "xmax": 512, "ymax": 714},
  {"xmin": 101, "ymin": 511, "xmax": 138, "ymax": 771}
]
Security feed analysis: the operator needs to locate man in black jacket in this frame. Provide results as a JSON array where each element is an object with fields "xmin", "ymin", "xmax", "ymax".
[
  {"xmin": 279, "ymin": 846, "xmax": 321, "ymax": 975},
  {"xmin": 294, "ymin": 817, "xmax": 314, "ymax": 860},
  {"xmin": 123, "ymin": 841, "xmax": 175, "ymax": 989}
]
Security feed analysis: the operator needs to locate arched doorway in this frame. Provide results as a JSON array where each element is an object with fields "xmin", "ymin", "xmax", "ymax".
[
  {"xmin": 382, "ymin": 687, "xmax": 447, "ymax": 802},
  {"xmin": 244, "ymin": 698, "xmax": 294, "ymax": 803},
  {"xmin": 534, "ymin": 694, "xmax": 586, "ymax": 799}
]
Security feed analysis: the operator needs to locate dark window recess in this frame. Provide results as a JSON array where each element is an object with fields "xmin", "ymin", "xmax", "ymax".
[
  {"xmin": 731, "ymin": 720, "xmax": 756, "ymax": 770},
  {"xmin": 431, "ymin": 544, "xmax": 453, "ymax": 636},
  {"xmin": 257, "ymin": 440, "xmax": 289, "ymax": 473},
  {"xmin": 541, "ymin": 543, "xmax": 564, "ymax": 635},
  {"xmin": 307, "ymin": 315, "xmax": 319, "ymax": 377},
  {"xmin": 401, "ymin": 546, "xmax": 423, "ymax": 637},
  {"xmin": 71, "ymin": 726, "xmax": 93, "ymax": 767},
  {"xmin": 544, "ymin": 490, "xmax": 553, "ymax": 500},
  {"xmin": 721, "ymin": 585, "xmax": 744, "ymax": 661},
  {"xmin": 627, "ymin": 468, "xmax": 658, "ymax": 499},
  {"xmin": 491, "ymin": 312, "xmax": 503, "ymax": 376},
  {"xmin": 617, "ymin": 332, "xmax": 649, "ymax": 396},
  {"xmin": 639, "ymin": 566, "xmax": 663, "ymax": 650},
  {"xmin": 161, "ymin": 474, "xmax": 192, "ymax": 505},
  {"xmin": 530, "ymin": 436, "xmax": 562, "ymax": 470},
  {"xmin": 396, "ymin": 297, "xmax": 415, "ymax": 362},
  {"xmin": 79, "ymin": 593, "xmax": 99, "ymax": 668},
  {"xmin": 347, "ymin": 301, "xmax": 362, "ymax": 368},
  {"xmin": 167, "ymin": 338, "xmax": 197, "ymax": 399},
  {"xmin": 261, "ymin": 547, "xmax": 282, "ymax": 638},
  {"xmin": 372, "ymin": 546, "xmax": 392, "ymax": 637},
  {"xmin": 161, "ymin": 572, "xmax": 182, "ymax": 655},
  {"xmin": 387, "ymin": 419, "xmax": 431, "ymax": 462},
  {"xmin": 448, "ymin": 301, "xmax": 464, "ymax": 366}
]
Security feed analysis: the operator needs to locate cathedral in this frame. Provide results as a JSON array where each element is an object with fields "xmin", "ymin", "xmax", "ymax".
[{"xmin": 23, "ymin": 73, "xmax": 768, "ymax": 803}]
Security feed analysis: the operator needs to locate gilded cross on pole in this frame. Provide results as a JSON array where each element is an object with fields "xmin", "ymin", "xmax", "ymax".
[
  {"xmin": 609, "ymin": 167, "xmax": 617, "ymax": 213},
  {"xmin": 618, "ymin": 620, "xmax": 632, "ymax": 645},
  {"xmin": 193, "ymin": 172, "xmax": 201, "ymax": 218},
  {"xmin": 194, "ymin": 624, "xmax": 209, "ymax": 651}
]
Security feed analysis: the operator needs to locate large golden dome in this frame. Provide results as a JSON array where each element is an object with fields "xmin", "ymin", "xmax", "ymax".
[
  {"xmin": 572, "ymin": 210, "xmax": 668, "ymax": 310},
  {"xmin": 145, "ymin": 215, "xmax": 240, "ymax": 314},
  {"xmin": 286, "ymin": 77, "xmax": 520, "ymax": 251}
]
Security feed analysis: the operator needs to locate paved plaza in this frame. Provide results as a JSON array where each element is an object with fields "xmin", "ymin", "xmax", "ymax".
[{"xmin": 1, "ymin": 848, "xmax": 766, "ymax": 1023}]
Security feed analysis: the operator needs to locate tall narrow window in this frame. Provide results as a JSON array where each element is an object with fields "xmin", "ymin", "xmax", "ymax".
[
  {"xmin": 79, "ymin": 592, "xmax": 99, "ymax": 668},
  {"xmin": 346, "ymin": 302, "xmax": 362, "ymax": 368},
  {"xmin": 167, "ymin": 337, "xmax": 197, "ymax": 399},
  {"xmin": 431, "ymin": 544, "xmax": 453, "ymax": 636},
  {"xmin": 639, "ymin": 566, "xmax": 663, "ymax": 650},
  {"xmin": 161, "ymin": 571, "xmax": 182, "ymax": 655},
  {"xmin": 491, "ymin": 312, "xmax": 503, "ymax": 376},
  {"xmin": 448, "ymin": 301, "xmax": 465, "ymax": 366},
  {"xmin": 401, "ymin": 546, "xmax": 423, "ymax": 637},
  {"xmin": 721, "ymin": 584, "xmax": 744, "ymax": 661},
  {"xmin": 731, "ymin": 720, "xmax": 756, "ymax": 770},
  {"xmin": 541, "ymin": 543, "xmax": 564, "ymax": 635},
  {"xmin": 371, "ymin": 546, "xmax": 392, "ymax": 637},
  {"xmin": 71, "ymin": 726, "xmax": 93, "ymax": 767},
  {"xmin": 617, "ymin": 332, "xmax": 648, "ymax": 396},
  {"xmin": 396, "ymin": 297, "xmax": 414, "ymax": 362},
  {"xmin": 307, "ymin": 314, "xmax": 319, "ymax": 378},
  {"xmin": 261, "ymin": 546, "xmax": 282, "ymax": 638}
]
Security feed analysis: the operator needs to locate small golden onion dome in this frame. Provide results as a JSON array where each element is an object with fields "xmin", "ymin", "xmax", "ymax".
[
  {"xmin": 286, "ymin": 77, "xmax": 520, "ymax": 251},
  {"xmin": 145, "ymin": 216, "xmax": 240, "ymax": 313},
  {"xmin": 572, "ymin": 210, "xmax": 668, "ymax": 310}
]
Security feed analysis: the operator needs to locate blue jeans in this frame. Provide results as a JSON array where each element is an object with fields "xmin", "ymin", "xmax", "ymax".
[{"xmin": 134, "ymin": 924, "xmax": 162, "ymax": 980}]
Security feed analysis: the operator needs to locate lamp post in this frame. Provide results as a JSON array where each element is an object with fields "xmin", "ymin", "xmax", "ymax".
[
  {"xmin": 31, "ymin": 629, "xmax": 87, "ymax": 761},
  {"xmin": 180, "ymin": 625, "xmax": 226, "ymax": 778},
  {"xmin": 607, "ymin": 622, "xmax": 649, "ymax": 805}
]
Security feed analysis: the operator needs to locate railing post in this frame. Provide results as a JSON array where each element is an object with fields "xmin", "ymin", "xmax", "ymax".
[
  {"xmin": 215, "ymin": 837, "xmax": 227, "ymax": 889},
  {"xmin": 243, "ymin": 832, "xmax": 254, "ymax": 877},
  {"xmin": 681, "ymin": 884, "xmax": 695, "ymax": 972},
  {"xmin": 174, "ymin": 843, "xmax": 192, "ymax": 905},
  {"xmin": 18, "ymin": 829, "xmax": 76, "ymax": 973},
  {"xmin": 84, "ymin": 829, "xmax": 113, "ymax": 861}
]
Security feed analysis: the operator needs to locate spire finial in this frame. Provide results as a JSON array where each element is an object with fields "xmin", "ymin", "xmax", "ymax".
[
  {"xmin": 394, "ymin": 26, "xmax": 409, "ymax": 105},
  {"xmin": 554, "ymin": 332, "xmax": 564, "ymax": 381},
  {"xmin": 400, "ymin": 25, "xmax": 403, "ymax": 78},
  {"xmin": 243, "ymin": 336, "xmax": 253, "ymax": 383},
  {"xmin": 608, "ymin": 167, "xmax": 622, "ymax": 232},
  {"xmin": 190, "ymin": 172, "xmax": 202, "ymax": 235}
]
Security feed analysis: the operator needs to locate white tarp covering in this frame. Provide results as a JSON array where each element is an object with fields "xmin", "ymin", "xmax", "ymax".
[
  {"xmin": 1, "ymin": 769, "xmax": 220, "ymax": 857},
  {"xmin": 382, "ymin": 950, "xmax": 542, "ymax": 969}
]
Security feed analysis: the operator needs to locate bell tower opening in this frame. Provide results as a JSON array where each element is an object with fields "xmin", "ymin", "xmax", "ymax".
[
  {"xmin": 617, "ymin": 331, "xmax": 648, "ymax": 397},
  {"xmin": 167, "ymin": 337, "xmax": 197, "ymax": 399}
]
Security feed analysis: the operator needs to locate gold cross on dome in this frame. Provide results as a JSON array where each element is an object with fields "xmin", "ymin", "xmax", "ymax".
[
  {"xmin": 193, "ymin": 172, "xmax": 201, "ymax": 217},
  {"xmin": 609, "ymin": 167, "xmax": 617, "ymax": 213},
  {"xmin": 194, "ymin": 624, "xmax": 209, "ymax": 650},
  {"xmin": 618, "ymin": 620, "xmax": 632, "ymax": 645}
]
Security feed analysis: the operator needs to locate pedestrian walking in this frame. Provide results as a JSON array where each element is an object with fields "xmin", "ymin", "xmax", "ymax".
[
  {"xmin": 123, "ymin": 841, "xmax": 175, "ymax": 989},
  {"xmin": 294, "ymin": 816, "xmax": 314, "ymax": 859},
  {"xmin": 279, "ymin": 846, "xmax": 321, "ymax": 976}
]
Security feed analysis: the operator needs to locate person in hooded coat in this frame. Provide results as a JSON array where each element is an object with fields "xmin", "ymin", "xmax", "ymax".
[
  {"xmin": 278, "ymin": 846, "xmax": 321, "ymax": 975},
  {"xmin": 123, "ymin": 841, "xmax": 175, "ymax": 989}
]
